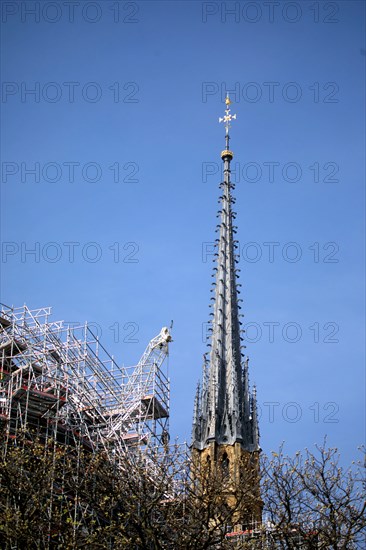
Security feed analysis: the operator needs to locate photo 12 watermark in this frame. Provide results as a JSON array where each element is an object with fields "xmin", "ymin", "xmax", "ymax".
[
  {"xmin": 202, "ymin": 321, "xmax": 340, "ymax": 344},
  {"xmin": 257, "ymin": 401, "xmax": 340, "ymax": 424},
  {"xmin": 202, "ymin": 81, "xmax": 339, "ymax": 103},
  {"xmin": 202, "ymin": 241, "xmax": 340, "ymax": 264},
  {"xmin": 65, "ymin": 319, "xmax": 140, "ymax": 344},
  {"xmin": 2, "ymin": 161, "xmax": 139, "ymax": 184},
  {"xmin": 202, "ymin": 160, "xmax": 340, "ymax": 184},
  {"xmin": 1, "ymin": 81, "xmax": 139, "ymax": 104},
  {"xmin": 201, "ymin": 2, "xmax": 340, "ymax": 24},
  {"xmin": 1, "ymin": 1, "xmax": 140, "ymax": 24},
  {"xmin": 1, "ymin": 241, "xmax": 140, "ymax": 264}
]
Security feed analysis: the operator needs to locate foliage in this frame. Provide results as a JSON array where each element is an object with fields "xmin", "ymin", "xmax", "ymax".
[
  {"xmin": 0, "ymin": 431, "xmax": 364, "ymax": 549},
  {"xmin": 260, "ymin": 441, "xmax": 366, "ymax": 549}
]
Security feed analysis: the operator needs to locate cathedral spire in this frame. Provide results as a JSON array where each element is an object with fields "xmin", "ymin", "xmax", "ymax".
[{"xmin": 192, "ymin": 96, "xmax": 259, "ymax": 452}]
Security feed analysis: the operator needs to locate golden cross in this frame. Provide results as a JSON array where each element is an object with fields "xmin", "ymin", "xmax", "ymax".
[{"xmin": 219, "ymin": 94, "xmax": 237, "ymax": 135}]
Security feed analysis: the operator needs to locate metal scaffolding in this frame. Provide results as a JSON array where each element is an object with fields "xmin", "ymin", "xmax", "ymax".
[
  {"xmin": 0, "ymin": 303, "xmax": 172, "ymax": 462},
  {"xmin": 225, "ymin": 520, "xmax": 323, "ymax": 548}
]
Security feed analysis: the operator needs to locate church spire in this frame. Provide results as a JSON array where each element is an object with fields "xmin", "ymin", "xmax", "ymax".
[{"xmin": 192, "ymin": 95, "xmax": 259, "ymax": 452}]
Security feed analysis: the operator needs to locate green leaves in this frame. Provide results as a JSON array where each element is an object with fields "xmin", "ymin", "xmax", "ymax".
[{"xmin": 0, "ymin": 431, "xmax": 365, "ymax": 549}]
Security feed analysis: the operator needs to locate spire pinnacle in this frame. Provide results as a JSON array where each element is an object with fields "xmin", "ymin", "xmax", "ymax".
[{"xmin": 219, "ymin": 93, "xmax": 236, "ymax": 157}]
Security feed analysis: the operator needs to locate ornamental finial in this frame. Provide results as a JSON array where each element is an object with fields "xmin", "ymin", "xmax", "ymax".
[{"xmin": 219, "ymin": 93, "xmax": 237, "ymax": 136}]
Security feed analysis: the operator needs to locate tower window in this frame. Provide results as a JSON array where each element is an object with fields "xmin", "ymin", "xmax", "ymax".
[
  {"xmin": 206, "ymin": 455, "xmax": 211, "ymax": 474},
  {"xmin": 222, "ymin": 452, "xmax": 230, "ymax": 477}
]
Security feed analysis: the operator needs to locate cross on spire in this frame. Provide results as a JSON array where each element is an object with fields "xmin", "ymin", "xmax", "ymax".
[{"xmin": 219, "ymin": 94, "xmax": 237, "ymax": 136}]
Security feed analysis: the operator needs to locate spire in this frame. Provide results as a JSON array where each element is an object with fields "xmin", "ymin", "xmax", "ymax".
[{"xmin": 192, "ymin": 95, "xmax": 259, "ymax": 452}]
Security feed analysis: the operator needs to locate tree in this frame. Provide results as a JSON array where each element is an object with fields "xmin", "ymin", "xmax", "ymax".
[
  {"xmin": 0, "ymin": 430, "xmax": 129, "ymax": 548},
  {"xmin": 0, "ymin": 430, "xmax": 365, "ymax": 549},
  {"xmin": 260, "ymin": 442, "xmax": 366, "ymax": 549}
]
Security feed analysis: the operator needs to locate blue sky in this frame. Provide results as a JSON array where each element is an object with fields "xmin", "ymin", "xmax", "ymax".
[{"xmin": 1, "ymin": 1, "xmax": 365, "ymax": 465}]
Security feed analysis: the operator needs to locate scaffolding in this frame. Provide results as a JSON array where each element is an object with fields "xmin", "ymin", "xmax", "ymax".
[
  {"xmin": 0, "ymin": 303, "xmax": 172, "ymax": 462},
  {"xmin": 225, "ymin": 519, "xmax": 322, "ymax": 548}
]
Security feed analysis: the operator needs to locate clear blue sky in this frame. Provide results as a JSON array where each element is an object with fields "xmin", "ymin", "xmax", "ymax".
[{"xmin": 1, "ymin": 1, "xmax": 365, "ymax": 465}]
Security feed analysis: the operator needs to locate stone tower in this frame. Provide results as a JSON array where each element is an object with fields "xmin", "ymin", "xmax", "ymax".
[{"xmin": 191, "ymin": 96, "xmax": 262, "ymax": 530}]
